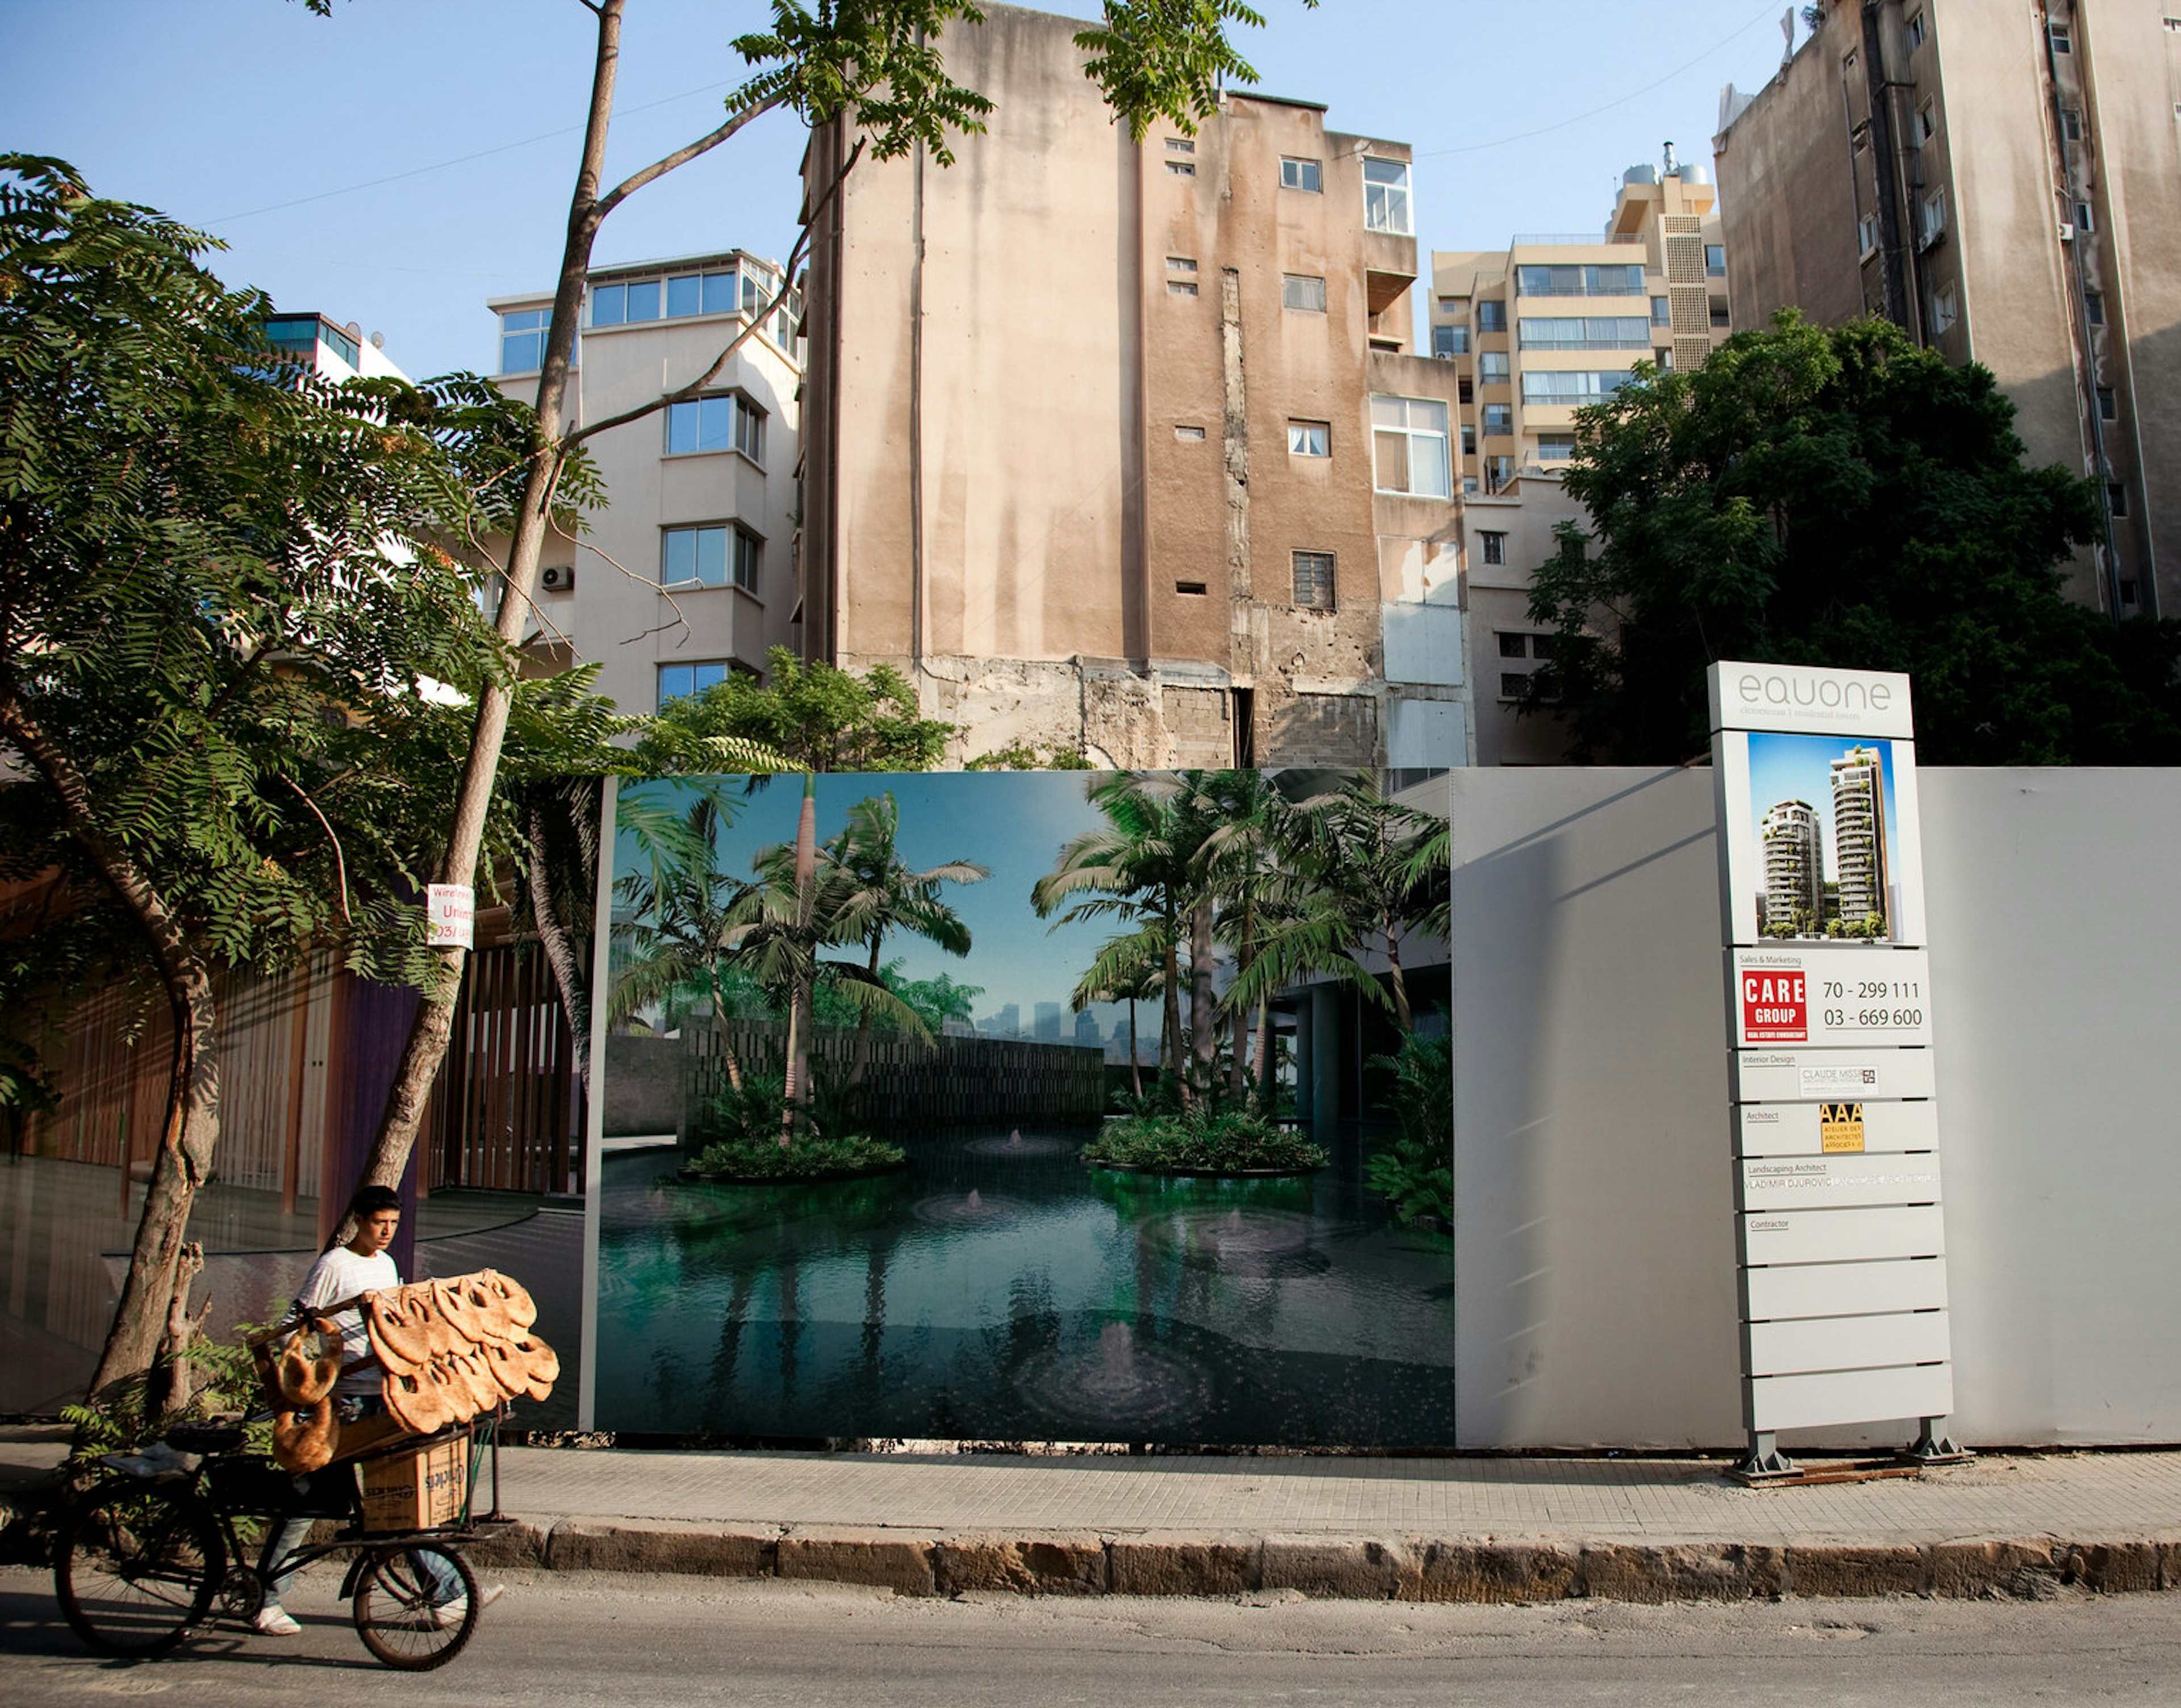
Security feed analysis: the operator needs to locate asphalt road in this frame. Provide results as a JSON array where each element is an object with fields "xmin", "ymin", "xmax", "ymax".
[{"xmin": 5, "ymin": 1565, "xmax": 2179, "ymax": 1705}]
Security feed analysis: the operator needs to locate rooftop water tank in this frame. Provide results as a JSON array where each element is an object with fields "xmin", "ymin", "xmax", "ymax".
[
  {"xmin": 1623, "ymin": 164, "xmax": 1659, "ymax": 186},
  {"xmin": 1679, "ymin": 162, "xmax": 1712, "ymax": 186}
]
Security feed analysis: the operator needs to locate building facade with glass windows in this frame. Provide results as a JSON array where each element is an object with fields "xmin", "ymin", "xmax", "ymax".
[
  {"xmin": 483, "ymin": 250, "xmax": 801, "ymax": 714},
  {"xmin": 796, "ymin": 2, "xmax": 1469, "ymax": 770}
]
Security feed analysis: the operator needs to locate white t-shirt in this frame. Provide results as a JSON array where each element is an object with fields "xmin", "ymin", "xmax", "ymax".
[{"xmin": 290, "ymin": 1244, "xmax": 400, "ymax": 1398}]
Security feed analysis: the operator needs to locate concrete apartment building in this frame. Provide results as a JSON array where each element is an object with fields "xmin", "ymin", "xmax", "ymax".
[
  {"xmin": 486, "ymin": 252, "xmax": 802, "ymax": 711},
  {"xmin": 797, "ymin": 3, "xmax": 1466, "ymax": 771},
  {"xmin": 1714, "ymin": 0, "xmax": 2179, "ymax": 619},
  {"xmin": 1426, "ymin": 154, "xmax": 1731, "ymax": 764},
  {"xmin": 265, "ymin": 311, "xmax": 410, "ymax": 382}
]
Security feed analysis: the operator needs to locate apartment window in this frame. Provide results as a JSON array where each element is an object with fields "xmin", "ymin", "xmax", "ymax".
[
  {"xmin": 1656, "ymin": 348, "xmax": 1673, "ymax": 370},
  {"xmin": 1706, "ymin": 244, "xmax": 1727, "ymax": 277},
  {"xmin": 2109, "ymin": 483, "xmax": 2129, "ymax": 518},
  {"xmin": 1292, "ymin": 550, "xmax": 1336, "ymax": 609},
  {"xmin": 1497, "ymin": 630, "xmax": 1526, "ymax": 656},
  {"xmin": 1485, "ymin": 455, "xmax": 1515, "ymax": 491},
  {"xmin": 1858, "ymin": 213, "xmax": 1880, "ymax": 257},
  {"xmin": 1176, "ymin": 580, "xmax": 1208, "ymax": 595},
  {"xmin": 590, "ymin": 267, "xmax": 743, "ymax": 328},
  {"xmin": 1370, "ymin": 396, "xmax": 1451, "ymax": 498},
  {"xmin": 1520, "ymin": 315, "xmax": 1652, "ymax": 350},
  {"xmin": 1916, "ymin": 102, "xmax": 1937, "ymax": 144},
  {"xmin": 2048, "ymin": 23, "xmax": 2070, "ymax": 53},
  {"xmin": 2086, "ymin": 290, "xmax": 2104, "ymax": 325},
  {"xmin": 1710, "ymin": 296, "xmax": 1732, "ymax": 328},
  {"xmin": 1520, "ymin": 370, "xmax": 1634, "ymax": 402},
  {"xmin": 662, "ymin": 522, "xmax": 761, "ymax": 592},
  {"xmin": 1478, "ymin": 351, "xmax": 1510, "ymax": 384},
  {"xmin": 1282, "ymin": 274, "xmax": 1328, "ymax": 312},
  {"xmin": 1288, "ymin": 419, "xmax": 1331, "ymax": 457},
  {"xmin": 1431, "ymin": 323, "xmax": 1468, "ymax": 357},
  {"xmin": 667, "ymin": 394, "xmax": 764, "ymax": 462},
  {"xmin": 1165, "ymin": 137, "xmax": 1195, "ymax": 154},
  {"xmin": 1363, "ymin": 157, "xmax": 1413, "ymax": 235},
  {"xmin": 1906, "ymin": 9, "xmax": 1926, "ymax": 48},
  {"xmin": 1476, "ymin": 299, "xmax": 1507, "ymax": 333},
  {"xmin": 1480, "ymin": 532, "xmax": 1507, "ymax": 567},
  {"xmin": 658, "ymin": 662, "xmax": 731, "ymax": 706},
  {"xmin": 1167, "ymin": 160, "xmax": 1196, "ymax": 177},
  {"xmin": 1651, "ymin": 295, "xmax": 1670, "ymax": 326},
  {"xmin": 2075, "ymin": 201, "xmax": 2095, "ymax": 234},
  {"xmin": 1438, "ymin": 296, "xmax": 1467, "ymax": 315},
  {"xmin": 2063, "ymin": 108, "xmax": 2082, "ymax": 141},
  {"xmin": 498, "ymin": 308, "xmax": 549, "ymax": 374},
  {"xmin": 1919, "ymin": 187, "xmax": 1948, "ymax": 246},
  {"xmin": 1176, "ymin": 424, "xmax": 1207, "ymax": 441},
  {"xmin": 1457, "ymin": 378, "xmax": 1474, "ymax": 405},
  {"xmin": 1928, "ymin": 282, "xmax": 1958, "ymax": 334},
  {"xmin": 1168, "ymin": 256, "xmax": 1197, "ymax": 275},
  {"xmin": 1481, "ymin": 403, "xmax": 1513, "ymax": 436},
  {"xmin": 2098, "ymin": 386, "xmax": 2117, "ymax": 421},
  {"xmin": 1516, "ymin": 263, "xmax": 1646, "ymax": 297},
  {"xmin": 1536, "ymin": 435, "xmax": 1578, "ymax": 461},
  {"xmin": 1168, "ymin": 280, "xmax": 1199, "ymax": 296},
  {"xmin": 1460, "ymin": 424, "xmax": 1476, "ymax": 454},
  {"xmin": 1280, "ymin": 156, "xmax": 1323, "ymax": 192}
]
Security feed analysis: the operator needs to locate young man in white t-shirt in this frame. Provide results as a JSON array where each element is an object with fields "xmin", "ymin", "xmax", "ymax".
[{"xmin": 254, "ymin": 1185, "xmax": 500, "ymax": 1635}]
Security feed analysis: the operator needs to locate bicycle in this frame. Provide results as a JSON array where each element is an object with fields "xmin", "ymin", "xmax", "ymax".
[{"xmin": 53, "ymin": 1414, "xmax": 500, "ymax": 1671}]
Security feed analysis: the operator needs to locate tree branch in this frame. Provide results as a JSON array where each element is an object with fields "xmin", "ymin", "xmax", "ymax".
[
  {"xmin": 595, "ymin": 91, "xmax": 791, "ymax": 220},
  {"xmin": 280, "ymin": 774, "xmax": 351, "ymax": 923}
]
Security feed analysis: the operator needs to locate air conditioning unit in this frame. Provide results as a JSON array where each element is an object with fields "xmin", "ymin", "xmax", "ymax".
[
  {"xmin": 541, "ymin": 564, "xmax": 575, "ymax": 592},
  {"xmin": 2057, "ymin": 221, "xmax": 2075, "ymax": 243}
]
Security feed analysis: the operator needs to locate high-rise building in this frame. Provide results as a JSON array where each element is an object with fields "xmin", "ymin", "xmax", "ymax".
[
  {"xmin": 1830, "ymin": 745, "xmax": 1890, "ymax": 929},
  {"xmin": 1760, "ymin": 798, "xmax": 1825, "ymax": 935},
  {"xmin": 797, "ymin": 3, "xmax": 1469, "ymax": 771},
  {"xmin": 1073, "ymin": 1010, "xmax": 1102, "ymax": 1049},
  {"xmin": 993, "ymin": 1003, "xmax": 1022, "ymax": 1040},
  {"xmin": 1713, "ymin": 0, "xmax": 2176, "ymax": 619},
  {"xmin": 1034, "ymin": 1001, "xmax": 1064, "ymax": 1044},
  {"xmin": 486, "ymin": 252, "xmax": 803, "ymax": 713},
  {"xmin": 1426, "ymin": 150, "xmax": 1729, "ymax": 766}
]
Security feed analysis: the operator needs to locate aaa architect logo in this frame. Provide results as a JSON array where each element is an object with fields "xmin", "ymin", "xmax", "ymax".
[{"xmin": 1741, "ymin": 968, "xmax": 1807, "ymax": 1042}]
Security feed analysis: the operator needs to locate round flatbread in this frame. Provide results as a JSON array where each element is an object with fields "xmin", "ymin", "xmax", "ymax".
[
  {"xmin": 382, "ymin": 1366, "xmax": 447, "ymax": 1437},
  {"xmin": 444, "ymin": 1271, "xmax": 515, "ymax": 1345},
  {"xmin": 272, "ymin": 1397, "xmax": 336, "ymax": 1473},
  {"xmin": 511, "ymin": 1334, "xmax": 559, "ymax": 1401},
  {"xmin": 367, "ymin": 1289, "xmax": 433, "ymax": 1371},
  {"xmin": 443, "ymin": 1349, "xmax": 503, "ymax": 1420},
  {"xmin": 481, "ymin": 1269, "xmax": 537, "ymax": 1332},
  {"xmin": 477, "ymin": 1338, "xmax": 530, "ymax": 1401},
  {"xmin": 274, "ymin": 1317, "xmax": 344, "ymax": 1406}
]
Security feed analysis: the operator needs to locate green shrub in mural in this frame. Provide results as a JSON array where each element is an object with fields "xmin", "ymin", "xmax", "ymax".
[
  {"xmin": 1365, "ymin": 1029, "xmax": 1455, "ymax": 1229},
  {"xmin": 1082, "ymin": 1100, "xmax": 1327, "ymax": 1174}
]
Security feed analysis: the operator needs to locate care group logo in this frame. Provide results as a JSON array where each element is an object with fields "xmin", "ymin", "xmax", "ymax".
[
  {"xmin": 1740, "ymin": 969, "xmax": 1807, "ymax": 1042},
  {"xmin": 1819, "ymin": 1102, "xmax": 1866, "ymax": 1154}
]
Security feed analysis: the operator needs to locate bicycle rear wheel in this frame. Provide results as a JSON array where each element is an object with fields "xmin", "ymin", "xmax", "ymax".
[
  {"xmin": 55, "ymin": 1480, "xmax": 223, "ymax": 1657},
  {"xmin": 351, "ymin": 1542, "xmax": 478, "ymax": 1671}
]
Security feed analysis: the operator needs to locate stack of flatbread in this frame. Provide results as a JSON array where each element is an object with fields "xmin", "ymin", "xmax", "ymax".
[{"xmin": 365, "ymin": 1269, "xmax": 559, "ymax": 1435}]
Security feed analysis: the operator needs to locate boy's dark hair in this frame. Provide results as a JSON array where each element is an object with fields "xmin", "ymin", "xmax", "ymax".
[{"xmin": 346, "ymin": 1184, "xmax": 402, "ymax": 1220}]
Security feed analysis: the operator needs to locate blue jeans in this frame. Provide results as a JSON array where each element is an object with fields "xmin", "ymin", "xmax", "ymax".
[{"xmin": 264, "ymin": 1397, "xmax": 460, "ymax": 1607}]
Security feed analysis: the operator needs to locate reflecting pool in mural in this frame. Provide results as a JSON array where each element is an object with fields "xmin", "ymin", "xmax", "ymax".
[{"xmin": 596, "ymin": 1125, "xmax": 1456, "ymax": 1445}]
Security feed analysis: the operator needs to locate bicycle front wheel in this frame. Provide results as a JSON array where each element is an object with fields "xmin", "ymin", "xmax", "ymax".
[
  {"xmin": 351, "ymin": 1542, "xmax": 478, "ymax": 1671},
  {"xmin": 55, "ymin": 1480, "xmax": 223, "ymax": 1657}
]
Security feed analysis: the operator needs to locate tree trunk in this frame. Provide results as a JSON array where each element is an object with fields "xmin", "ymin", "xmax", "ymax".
[
  {"xmin": 707, "ymin": 972, "xmax": 744, "ymax": 1095},
  {"xmin": 0, "ymin": 690, "xmax": 226, "ymax": 1396},
  {"xmin": 527, "ymin": 797, "xmax": 591, "ymax": 1095},
  {"xmin": 1252, "ymin": 993, "xmax": 1272, "ymax": 1108},
  {"xmin": 156, "ymin": 1243, "xmax": 205, "ymax": 1418},
  {"xmin": 1384, "ymin": 926, "xmax": 1413, "ymax": 1032},
  {"xmin": 780, "ymin": 776, "xmax": 818, "ymax": 1146},
  {"xmin": 1161, "ymin": 906, "xmax": 1185, "ymax": 1103},
  {"xmin": 1228, "ymin": 1006, "xmax": 1247, "ymax": 1099},
  {"xmin": 1189, "ymin": 899, "xmax": 1218, "ymax": 1095},
  {"xmin": 1127, "ymin": 999, "xmax": 1140, "ymax": 1098},
  {"xmin": 353, "ymin": 0, "xmax": 625, "ymax": 1204}
]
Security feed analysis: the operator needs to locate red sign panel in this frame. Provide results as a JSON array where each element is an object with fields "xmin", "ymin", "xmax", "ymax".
[{"xmin": 1741, "ymin": 970, "xmax": 1807, "ymax": 1042}]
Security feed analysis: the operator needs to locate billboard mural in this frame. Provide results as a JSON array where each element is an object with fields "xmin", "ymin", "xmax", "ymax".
[{"xmin": 587, "ymin": 769, "xmax": 1455, "ymax": 1445}]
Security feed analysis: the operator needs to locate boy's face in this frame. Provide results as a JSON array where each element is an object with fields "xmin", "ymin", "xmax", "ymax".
[{"xmin": 353, "ymin": 1208, "xmax": 401, "ymax": 1257}]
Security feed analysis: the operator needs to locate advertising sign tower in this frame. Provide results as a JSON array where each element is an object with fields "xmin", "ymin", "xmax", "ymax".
[{"xmin": 1708, "ymin": 663, "xmax": 1963, "ymax": 1477}]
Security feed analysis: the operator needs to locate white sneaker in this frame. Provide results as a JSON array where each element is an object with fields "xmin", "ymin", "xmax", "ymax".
[
  {"xmin": 254, "ymin": 1605, "xmax": 302, "ymax": 1636},
  {"xmin": 431, "ymin": 1583, "xmax": 503, "ymax": 1629}
]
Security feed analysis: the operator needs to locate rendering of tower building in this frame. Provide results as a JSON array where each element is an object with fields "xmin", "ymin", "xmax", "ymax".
[
  {"xmin": 1830, "ymin": 746, "xmax": 1890, "ymax": 930},
  {"xmin": 1425, "ymin": 150, "xmax": 1731, "ymax": 766},
  {"xmin": 797, "ymin": 3, "xmax": 1468, "ymax": 771},
  {"xmin": 1761, "ymin": 798, "xmax": 1825, "ymax": 935},
  {"xmin": 486, "ymin": 251, "xmax": 802, "ymax": 713},
  {"xmin": 1714, "ymin": 0, "xmax": 2179, "ymax": 619}
]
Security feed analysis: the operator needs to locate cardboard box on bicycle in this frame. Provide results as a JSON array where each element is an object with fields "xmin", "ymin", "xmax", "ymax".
[{"xmin": 358, "ymin": 1430, "xmax": 467, "ymax": 1533}]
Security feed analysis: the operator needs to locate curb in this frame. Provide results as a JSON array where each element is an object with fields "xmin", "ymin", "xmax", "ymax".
[{"xmin": 466, "ymin": 1521, "xmax": 2181, "ymax": 1604}]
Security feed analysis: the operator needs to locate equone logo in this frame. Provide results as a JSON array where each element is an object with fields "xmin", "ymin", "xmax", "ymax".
[
  {"xmin": 1735, "ymin": 669, "xmax": 1891, "ymax": 717},
  {"xmin": 1711, "ymin": 659, "xmax": 1913, "ymax": 736}
]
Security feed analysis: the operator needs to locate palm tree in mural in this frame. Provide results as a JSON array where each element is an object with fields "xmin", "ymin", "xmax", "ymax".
[
  {"xmin": 1280, "ymin": 777, "xmax": 1442, "ymax": 1032},
  {"xmin": 608, "ymin": 788, "xmax": 762, "ymax": 1092},
  {"xmin": 1188, "ymin": 769, "xmax": 1299, "ymax": 1102},
  {"xmin": 828, "ymin": 791, "xmax": 988, "ymax": 1081},
  {"xmin": 1034, "ymin": 773, "xmax": 1198, "ymax": 1097},
  {"xmin": 1068, "ymin": 928, "xmax": 1166, "ymax": 1098}
]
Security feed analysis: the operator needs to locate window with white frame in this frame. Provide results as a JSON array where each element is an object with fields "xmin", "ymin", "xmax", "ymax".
[
  {"xmin": 1520, "ymin": 370, "xmax": 1634, "ymax": 403},
  {"xmin": 1906, "ymin": 9, "xmax": 1926, "ymax": 47},
  {"xmin": 1280, "ymin": 156, "xmax": 1323, "ymax": 192},
  {"xmin": 658, "ymin": 662, "xmax": 731, "ymax": 706},
  {"xmin": 1857, "ymin": 213, "xmax": 1880, "ymax": 256},
  {"xmin": 1481, "ymin": 402, "xmax": 1513, "ymax": 436},
  {"xmin": 1927, "ymin": 283, "xmax": 1958, "ymax": 334},
  {"xmin": 1480, "ymin": 532, "xmax": 1507, "ymax": 566},
  {"xmin": 1519, "ymin": 316, "xmax": 1652, "ymax": 350},
  {"xmin": 667, "ymin": 394, "xmax": 764, "ymax": 462},
  {"xmin": 1431, "ymin": 323, "xmax": 1468, "ymax": 357},
  {"xmin": 1292, "ymin": 550, "xmax": 1336, "ymax": 609},
  {"xmin": 1282, "ymin": 274, "xmax": 1328, "ymax": 312},
  {"xmin": 662, "ymin": 522, "xmax": 762, "ymax": 592},
  {"xmin": 1919, "ymin": 186, "xmax": 1947, "ymax": 245},
  {"xmin": 498, "ymin": 308, "xmax": 549, "ymax": 373},
  {"xmin": 1371, "ymin": 396, "xmax": 1451, "ymax": 497},
  {"xmin": 591, "ymin": 266, "xmax": 743, "ymax": 328},
  {"xmin": 1478, "ymin": 351, "xmax": 1510, "ymax": 383},
  {"xmin": 1287, "ymin": 420, "xmax": 1331, "ymax": 457},
  {"xmin": 1535, "ymin": 435, "xmax": 1578, "ymax": 461},
  {"xmin": 1363, "ymin": 157, "xmax": 1412, "ymax": 235},
  {"xmin": 1915, "ymin": 102, "xmax": 1936, "ymax": 143},
  {"xmin": 1476, "ymin": 299, "xmax": 1507, "ymax": 332}
]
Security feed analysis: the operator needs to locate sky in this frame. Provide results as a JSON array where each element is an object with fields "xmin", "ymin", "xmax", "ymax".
[
  {"xmin": 1745, "ymin": 732, "xmax": 1902, "ymax": 876},
  {"xmin": 616, "ymin": 772, "xmax": 1144, "ymax": 1036},
  {"xmin": 7, "ymin": 0, "xmax": 1810, "ymax": 381}
]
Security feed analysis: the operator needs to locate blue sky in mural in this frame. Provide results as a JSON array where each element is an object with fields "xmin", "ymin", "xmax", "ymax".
[
  {"xmin": 1745, "ymin": 732, "xmax": 1902, "ymax": 868},
  {"xmin": 615, "ymin": 772, "xmax": 1153, "ymax": 1043}
]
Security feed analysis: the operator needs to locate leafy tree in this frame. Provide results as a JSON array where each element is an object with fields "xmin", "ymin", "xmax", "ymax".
[
  {"xmin": 0, "ymin": 157, "xmax": 541, "ymax": 1389},
  {"xmin": 313, "ymin": 0, "xmax": 1301, "ymax": 1196},
  {"xmin": 637, "ymin": 648, "xmax": 956, "ymax": 775},
  {"xmin": 1527, "ymin": 312, "xmax": 2181, "ymax": 765},
  {"xmin": 965, "ymin": 739, "xmax": 1094, "ymax": 771}
]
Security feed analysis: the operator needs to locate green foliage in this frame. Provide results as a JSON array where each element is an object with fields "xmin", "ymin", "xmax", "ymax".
[
  {"xmin": 688, "ymin": 1128, "xmax": 906, "ymax": 1181},
  {"xmin": 1083, "ymin": 1102, "xmax": 1327, "ymax": 1173},
  {"xmin": 966, "ymin": 739, "xmax": 1095, "ymax": 771},
  {"xmin": 1074, "ymin": 0, "xmax": 1298, "ymax": 143},
  {"xmin": 61, "ymin": 1324, "xmax": 270, "ymax": 1475},
  {"xmin": 635, "ymin": 647, "xmax": 955, "ymax": 774},
  {"xmin": 1364, "ymin": 1029, "xmax": 1452, "ymax": 1227},
  {"xmin": 1527, "ymin": 311, "xmax": 2181, "ymax": 765}
]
